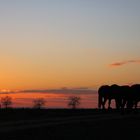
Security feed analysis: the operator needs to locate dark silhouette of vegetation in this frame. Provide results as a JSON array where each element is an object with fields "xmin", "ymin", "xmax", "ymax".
[
  {"xmin": 1, "ymin": 96, "xmax": 13, "ymax": 108},
  {"xmin": 33, "ymin": 98, "xmax": 46, "ymax": 109},
  {"xmin": 68, "ymin": 96, "xmax": 81, "ymax": 109}
]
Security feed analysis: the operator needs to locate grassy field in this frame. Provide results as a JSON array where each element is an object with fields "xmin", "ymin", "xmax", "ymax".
[{"xmin": 0, "ymin": 109, "xmax": 140, "ymax": 140}]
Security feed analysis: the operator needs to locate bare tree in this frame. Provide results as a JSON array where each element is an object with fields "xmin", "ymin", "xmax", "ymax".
[
  {"xmin": 1, "ymin": 96, "xmax": 13, "ymax": 108},
  {"xmin": 68, "ymin": 96, "xmax": 81, "ymax": 109},
  {"xmin": 33, "ymin": 98, "xmax": 46, "ymax": 109}
]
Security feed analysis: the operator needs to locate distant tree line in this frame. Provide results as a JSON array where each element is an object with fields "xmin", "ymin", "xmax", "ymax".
[{"xmin": 0, "ymin": 96, "xmax": 81, "ymax": 109}]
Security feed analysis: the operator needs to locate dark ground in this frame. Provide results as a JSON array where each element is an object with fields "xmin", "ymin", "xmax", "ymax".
[{"xmin": 0, "ymin": 109, "xmax": 140, "ymax": 140}]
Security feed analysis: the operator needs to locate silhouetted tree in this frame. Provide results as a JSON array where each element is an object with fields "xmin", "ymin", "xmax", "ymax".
[
  {"xmin": 33, "ymin": 98, "xmax": 46, "ymax": 109},
  {"xmin": 68, "ymin": 96, "xmax": 81, "ymax": 109},
  {"xmin": 1, "ymin": 96, "xmax": 13, "ymax": 108}
]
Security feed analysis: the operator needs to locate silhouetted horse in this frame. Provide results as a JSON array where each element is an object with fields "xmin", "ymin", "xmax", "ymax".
[
  {"xmin": 98, "ymin": 84, "xmax": 121, "ymax": 109},
  {"xmin": 98, "ymin": 85, "xmax": 110, "ymax": 109},
  {"xmin": 98, "ymin": 84, "xmax": 140, "ymax": 110},
  {"xmin": 129, "ymin": 84, "xmax": 140, "ymax": 109},
  {"xmin": 120, "ymin": 85, "xmax": 131, "ymax": 109}
]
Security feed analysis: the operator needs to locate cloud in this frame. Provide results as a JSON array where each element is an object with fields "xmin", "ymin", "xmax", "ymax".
[
  {"xmin": 0, "ymin": 88, "xmax": 97, "ymax": 94},
  {"xmin": 21, "ymin": 88, "xmax": 97, "ymax": 94},
  {"xmin": 110, "ymin": 60, "xmax": 140, "ymax": 67},
  {"xmin": 0, "ymin": 90, "xmax": 18, "ymax": 94}
]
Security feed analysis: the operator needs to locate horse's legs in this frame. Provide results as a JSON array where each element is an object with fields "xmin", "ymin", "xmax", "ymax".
[
  {"xmin": 134, "ymin": 101, "xmax": 138, "ymax": 109},
  {"xmin": 98, "ymin": 94, "xmax": 103, "ymax": 109},
  {"xmin": 115, "ymin": 99, "xmax": 120, "ymax": 109},
  {"xmin": 122, "ymin": 99, "xmax": 127, "ymax": 109},
  {"xmin": 133, "ymin": 101, "xmax": 138, "ymax": 114},
  {"xmin": 108, "ymin": 99, "xmax": 111, "ymax": 109},
  {"xmin": 102, "ymin": 98, "xmax": 107, "ymax": 109}
]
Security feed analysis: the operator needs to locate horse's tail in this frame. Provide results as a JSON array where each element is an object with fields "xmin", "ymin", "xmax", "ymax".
[{"xmin": 98, "ymin": 92, "xmax": 102, "ymax": 109}]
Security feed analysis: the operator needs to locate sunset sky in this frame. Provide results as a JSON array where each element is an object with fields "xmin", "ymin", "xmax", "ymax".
[{"xmin": 0, "ymin": 0, "xmax": 140, "ymax": 90}]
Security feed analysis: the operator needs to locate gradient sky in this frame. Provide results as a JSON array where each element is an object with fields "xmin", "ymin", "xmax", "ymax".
[{"xmin": 0, "ymin": 0, "xmax": 140, "ymax": 90}]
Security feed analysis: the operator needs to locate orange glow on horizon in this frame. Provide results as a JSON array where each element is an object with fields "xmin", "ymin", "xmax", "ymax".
[{"xmin": 0, "ymin": 92, "xmax": 97, "ymax": 108}]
